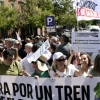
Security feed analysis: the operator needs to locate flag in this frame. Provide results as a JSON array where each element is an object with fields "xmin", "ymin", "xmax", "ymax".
[{"xmin": 76, "ymin": 0, "xmax": 100, "ymax": 21}]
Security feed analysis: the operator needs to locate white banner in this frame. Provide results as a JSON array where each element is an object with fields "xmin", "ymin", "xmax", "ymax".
[
  {"xmin": 28, "ymin": 39, "xmax": 50, "ymax": 63},
  {"xmin": 72, "ymin": 31, "xmax": 100, "ymax": 52},
  {"xmin": 76, "ymin": 0, "xmax": 100, "ymax": 21},
  {"xmin": 0, "ymin": 76, "xmax": 100, "ymax": 100}
]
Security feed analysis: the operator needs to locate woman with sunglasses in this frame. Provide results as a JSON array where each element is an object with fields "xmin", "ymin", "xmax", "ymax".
[{"xmin": 49, "ymin": 52, "xmax": 80, "ymax": 78}]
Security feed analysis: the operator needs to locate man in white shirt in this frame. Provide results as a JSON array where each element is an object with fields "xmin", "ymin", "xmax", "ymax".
[{"xmin": 21, "ymin": 43, "xmax": 35, "ymax": 75}]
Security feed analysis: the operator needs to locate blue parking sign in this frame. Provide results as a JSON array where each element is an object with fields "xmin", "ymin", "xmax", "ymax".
[{"xmin": 46, "ymin": 16, "xmax": 55, "ymax": 27}]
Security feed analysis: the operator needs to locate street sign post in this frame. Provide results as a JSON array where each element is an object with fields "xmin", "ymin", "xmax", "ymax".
[
  {"xmin": 46, "ymin": 16, "xmax": 56, "ymax": 33},
  {"xmin": 46, "ymin": 16, "xmax": 55, "ymax": 27}
]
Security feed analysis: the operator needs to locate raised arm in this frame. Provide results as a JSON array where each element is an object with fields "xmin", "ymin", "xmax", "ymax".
[{"xmin": 66, "ymin": 49, "xmax": 74, "ymax": 66}]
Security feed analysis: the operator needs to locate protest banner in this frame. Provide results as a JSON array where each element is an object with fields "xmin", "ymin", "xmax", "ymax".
[
  {"xmin": 28, "ymin": 39, "xmax": 50, "ymax": 63},
  {"xmin": 0, "ymin": 76, "xmax": 100, "ymax": 100},
  {"xmin": 76, "ymin": 0, "xmax": 100, "ymax": 21},
  {"xmin": 72, "ymin": 31, "xmax": 100, "ymax": 52}
]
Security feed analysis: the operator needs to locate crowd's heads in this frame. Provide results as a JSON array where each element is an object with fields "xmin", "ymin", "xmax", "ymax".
[
  {"xmin": 35, "ymin": 36, "xmax": 40, "ymax": 42},
  {"xmin": 25, "ymin": 43, "xmax": 33, "ymax": 48},
  {"xmin": 5, "ymin": 38, "xmax": 15, "ymax": 49},
  {"xmin": 25, "ymin": 43, "xmax": 33, "ymax": 53},
  {"xmin": 50, "ymin": 36, "xmax": 57, "ymax": 43},
  {"xmin": 26, "ymin": 38, "xmax": 31, "ymax": 43},
  {"xmin": 53, "ymin": 52, "xmax": 66, "ymax": 61},
  {"xmin": 3, "ymin": 49, "xmax": 15, "ymax": 65},
  {"xmin": 3, "ymin": 49, "xmax": 15, "ymax": 59},
  {"xmin": 10, "ymin": 48, "xmax": 18, "ymax": 60},
  {"xmin": 80, "ymin": 53, "xmax": 93, "ymax": 67},
  {"xmin": 32, "ymin": 44, "xmax": 40, "ymax": 53},
  {"xmin": 51, "ymin": 52, "xmax": 66, "ymax": 70},
  {"xmin": 61, "ymin": 33, "xmax": 70, "ymax": 43},
  {"xmin": 21, "ymin": 40, "xmax": 27, "ymax": 48},
  {"xmin": 50, "ymin": 43, "xmax": 57, "ymax": 53},
  {"xmin": 14, "ymin": 40, "xmax": 20, "ymax": 48}
]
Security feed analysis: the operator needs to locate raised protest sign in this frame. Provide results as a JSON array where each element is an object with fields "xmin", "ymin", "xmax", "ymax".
[
  {"xmin": 72, "ymin": 31, "xmax": 100, "ymax": 52},
  {"xmin": 0, "ymin": 76, "xmax": 100, "ymax": 100},
  {"xmin": 76, "ymin": 0, "xmax": 100, "ymax": 21},
  {"xmin": 28, "ymin": 39, "xmax": 50, "ymax": 63}
]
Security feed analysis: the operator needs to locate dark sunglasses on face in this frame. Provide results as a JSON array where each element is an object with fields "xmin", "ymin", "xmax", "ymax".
[
  {"xmin": 32, "ymin": 61, "xmax": 37, "ymax": 64},
  {"xmin": 57, "ymin": 59, "xmax": 65, "ymax": 62}
]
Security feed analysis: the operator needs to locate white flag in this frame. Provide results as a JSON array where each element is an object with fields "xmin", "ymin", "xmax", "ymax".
[
  {"xmin": 76, "ymin": 0, "xmax": 100, "ymax": 21},
  {"xmin": 16, "ymin": 32, "xmax": 21, "ymax": 41}
]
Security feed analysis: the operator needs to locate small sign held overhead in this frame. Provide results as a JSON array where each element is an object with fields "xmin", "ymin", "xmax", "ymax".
[{"xmin": 27, "ymin": 39, "xmax": 50, "ymax": 63}]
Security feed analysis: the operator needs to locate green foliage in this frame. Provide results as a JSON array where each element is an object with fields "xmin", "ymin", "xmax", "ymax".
[
  {"xmin": 37, "ymin": 0, "xmax": 54, "ymax": 27},
  {"xmin": 0, "ymin": 5, "xmax": 17, "ymax": 30},
  {"xmin": 52, "ymin": 0, "xmax": 77, "ymax": 27},
  {"xmin": 17, "ymin": 0, "xmax": 77, "ymax": 29},
  {"xmin": 94, "ymin": 82, "xmax": 100, "ymax": 98},
  {"xmin": 18, "ymin": 0, "xmax": 38, "ymax": 26}
]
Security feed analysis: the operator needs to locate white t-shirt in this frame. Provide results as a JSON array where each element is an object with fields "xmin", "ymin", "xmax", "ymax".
[
  {"xmin": 21, "ymin": 52, "xmax": 35, "ymax": 75},
  {"xmin": 49, "ymin": 64, "xmax": 76, "ymax": 78},
  {"xmin": 81, "ymin": 66, "xmax": 94, "ymax": 77}
]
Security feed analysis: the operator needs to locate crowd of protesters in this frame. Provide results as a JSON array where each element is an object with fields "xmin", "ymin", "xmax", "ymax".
[{"xmin": 0, "ymin": 33, "xmax": 99, "ymax": 78}]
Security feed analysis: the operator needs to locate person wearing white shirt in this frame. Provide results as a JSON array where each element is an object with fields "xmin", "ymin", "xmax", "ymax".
[
  {"xmin": 49, "ymin": 52, "xmax": 80, "ymax": 78},
  {"xmin": 76, "ymin": 53, "xmax": 94, "ymax": 77},
  {"xmin": 21, "ymin": 43, "xmax": 35, "ymax": 75}
]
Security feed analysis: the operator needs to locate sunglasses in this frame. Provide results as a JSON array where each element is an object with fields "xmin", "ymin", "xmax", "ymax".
[
  {"xmin": 32, "ymin": 61, "xmax": 37, "ymax": 64},
  {"xmin": 57, "ymin": 59, "xmax": 65, "ymax": 62}
]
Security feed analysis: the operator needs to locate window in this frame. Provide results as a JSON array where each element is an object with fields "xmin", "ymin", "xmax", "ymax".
[
  {"xmin": 19, "ymin": 3, "xmax": 22, "ymax": 12},
  {"xmin": 0, "ymin": 1, "xmax": 4, "ymax": 6},
  {"xmin": 10, "ymin": 2, "xmax": 15, "ymax": 8}
]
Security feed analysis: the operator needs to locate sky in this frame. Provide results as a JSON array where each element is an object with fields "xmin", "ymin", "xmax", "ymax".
[{"xmin": 72, "ymin": 0, "xmax": 76, "ymax": 9}]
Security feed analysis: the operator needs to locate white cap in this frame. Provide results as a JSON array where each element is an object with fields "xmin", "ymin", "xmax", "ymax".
[
  {"xmin": 53, "ymin": 52, "xmax": 66, "ymax": 60},
  {"xmin": 25, "ymin": 43, "xmax": 33, "ymax": 48}
]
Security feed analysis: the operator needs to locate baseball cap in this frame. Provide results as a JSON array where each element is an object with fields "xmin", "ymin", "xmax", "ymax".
[{"xmin": 53, "ymin": 52, "xmax": 66, "ymax": 60}]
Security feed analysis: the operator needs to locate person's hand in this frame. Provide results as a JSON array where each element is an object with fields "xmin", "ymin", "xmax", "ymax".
[
  {"xmin": 70, "ymin": 49, "xmax": 75, "ymax": 56},
  {"xmin": 0, "ymin": 57, "xmax": 3, "ymax": 64},
  {"xmin": 87, "ymin": 74, "xmax": 93, "ymax": 78},
  {"xmin": 22, "ymin": 70, "xmax": 30, "ymax": 76},
  {"xmin": 76, "ymin": 52, "xmax": 80, "ymax": 57},
  {"xmin": 75, "ymin": 52, "xmax": 81, "ymax": 65},
  {"xmin": 54, "ymin": 72, "xmax": 60, "ymax": 77},
  {"xmin": 34, "ymin": 75, "xmax": 39, "ymax": 79}
]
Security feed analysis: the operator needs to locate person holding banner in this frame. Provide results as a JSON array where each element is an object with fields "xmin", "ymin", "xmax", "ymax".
[
  {"xmin": 49, "ymin": 52, "xmax": 80, "ymax": 78},
  {"xmin": 89, "ymin": 54, "xmax": 100, "ymax": 77},
  {"xmin": 76, "ymin": 53, "xmax": 94, "ymax": 77},
  {"xmin": 24, "ymin": 54, "xmax": 50, "ymax": 78},
  {"xmin": 21, "ymin": 43, "xmax": 35, "ymax": 75},
  {"xmin": 0, "ymin": 49, "xmax": 23, "ymax": 76}
]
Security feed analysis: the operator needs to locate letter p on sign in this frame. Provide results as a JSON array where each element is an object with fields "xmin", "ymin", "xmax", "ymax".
[{"xmin": 46, "ymin": 16, "xmax": 55, "ymax": 27}]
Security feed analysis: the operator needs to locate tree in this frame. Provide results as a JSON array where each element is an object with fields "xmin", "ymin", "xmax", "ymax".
[
  {"xmin": 0, "ymin": 5, "xmax": 17, "ymax": 37},
  {"xmin": 18, "ymin": 0, "xmax": 38, "ymax": 27},
  {"xmin": 37, "ymin": 0, "xmax": 54, "ymax": 26},
  {"xmin": 18, "ymin": 0, "xmax": 54, "ymax": 37},
  {"xmin": 52, "ymin": 0, "xmax": 77, "ymax": 28}
]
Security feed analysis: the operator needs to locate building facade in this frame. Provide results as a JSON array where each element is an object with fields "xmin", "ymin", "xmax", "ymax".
[
  {"xmin": 0, "ymin": 0, "xmax": 25, "ymax": 11},
  {"xmin": 0, "ymin": 0, "xmax": 46, "ymax": 38}
]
